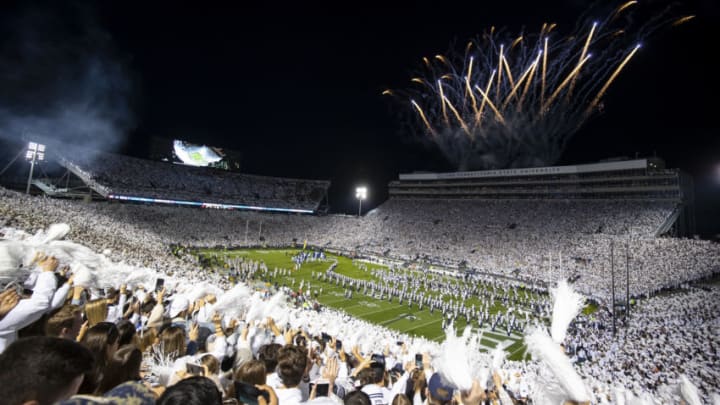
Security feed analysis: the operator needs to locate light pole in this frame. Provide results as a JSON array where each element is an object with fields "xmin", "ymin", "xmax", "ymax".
[
  {"xmin": 625, "ymin": 226, "xmax": 641, "ymax": 323},
  {"xmin": 610, "ymin": 239, "xmax": 616, "ymax": 336},
  {"xmin": 355, "ymin": 186, "xmax": 367, "ymax": 217},
  {"xmin": 25, "ymin": 142, "xmax": 45, "ymax": 194},
  {"xmin": 625, "ymin": 231, "xmax": 630, "ymax": 323}
]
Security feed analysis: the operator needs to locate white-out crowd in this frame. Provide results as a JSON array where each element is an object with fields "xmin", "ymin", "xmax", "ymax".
[
  {"xmin": 1, "ymin": 186, "xmax": 719, "ymax": 404},
  {"xmin": 2, "ymin": 189, "xmax": 717, "ymax": 302}
]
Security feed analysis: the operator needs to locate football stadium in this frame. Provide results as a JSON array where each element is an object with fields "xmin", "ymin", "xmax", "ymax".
[
  {"xmin": 0, "ymin": 1, "xmax": 718, "ymax": 404},
  {"xmin": 1, "ymin": 145, "xmax": 718, "ymax": 403}
]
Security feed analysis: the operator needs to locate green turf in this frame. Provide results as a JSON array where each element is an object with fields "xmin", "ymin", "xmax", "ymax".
[{"xmin": 195, "ymin": 247, "xmax": 594, "ymax": 361}]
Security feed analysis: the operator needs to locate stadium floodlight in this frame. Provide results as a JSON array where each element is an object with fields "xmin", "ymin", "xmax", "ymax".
[
  {"xmin": 25, "ymin": 142, "xmax": 46, "ymax": 194},
  {"xmin": 355, "ymin": 186, "xmax": 367, "ymax": 217}
]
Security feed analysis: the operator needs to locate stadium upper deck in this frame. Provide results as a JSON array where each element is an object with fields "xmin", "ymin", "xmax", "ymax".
[
  {"xmin": 56, "ymin": 150, "xmax": 330, "ymax": 213},
  {"xmin": 389, "ymin": 158, "xmax": 695, "ymax": 236}
]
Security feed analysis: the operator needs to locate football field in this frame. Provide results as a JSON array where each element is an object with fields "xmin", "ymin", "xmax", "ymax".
[{"xmin": 199, "ymin": 248, "xmax": 534, "ymax": 360}]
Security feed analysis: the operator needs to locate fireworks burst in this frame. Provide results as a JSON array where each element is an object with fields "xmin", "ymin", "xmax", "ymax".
[{"xmin": 386, "ymin": 2, "xmax": 692, "ymax": 170}]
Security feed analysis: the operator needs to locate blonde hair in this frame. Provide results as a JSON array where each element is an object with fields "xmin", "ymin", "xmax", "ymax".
[
  {"xmin": 392, "ymin": 394, "xmax": 412, "ymax": 405},
  {"xmin": 136, "ymin": 327, "xmax": 157, "ymax": 353},
  {"xmin": 201, "ymin": 354, "xmax": 220, "ymax": 375},
  {"xmin": 159, "ymin": 326, "xmax": 187, "ymax": 360},
  {"xmin": 84, "ymin": 299, "xmax": 109, "ymax": 327}
]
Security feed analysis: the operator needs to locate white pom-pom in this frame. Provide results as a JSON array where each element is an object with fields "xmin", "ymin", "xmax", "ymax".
[
  {"xmin": 263, "ymin": 292, "xmax": 288, "ymax": 321},
  {"xmin": 491, "ymin": 344, "xmax": 507, "ymax": 371},
  {"xmin": 40, "ymin": 223, "xmax": 70, "ymax": 244},
  {"xmin": 550, "ymin": 280, "xmax": 585, "ymax": 344},
  {"xmin": 0, "ymin": 242, "xmax": 27, "ymax": 284},
  {"xmin": 124, "ymin": 269, "xmax": 158, "ymax": 290},
  {"xmin": 711, "ymin": 392, "xmax": 720, "ymax": 405},
  {"xmin": 244, "ymin": 295, "xmax": 265, "ymax": 322},
  {"xmin": 213, "ymin": 284, "xmax": 252, "ymax": 319},
  {"xmin": 679, "ymin": 375, "xmax": 702, "ymax": 405},
  {"xmin": 146, "ymin": 344, "xmax": 178, "ymax": 387},
  {"xmin": 434, "ymin": 324, "xmax": 473, "ymax": 391},
  {"xmin": 48, "ymin": 241, "xmax": 102, "ymax": 270},
  {"xmin": 524, "ymin": 327, "xmax": 591, "ymax": 402},
  {"xmin": 477, "ymin": 367, "xmax": 490, "ymax": 390},
  {"xmin": 184, "ymin": 282, "xmax": 222, "ymax": 303},
  {"xmin": 73, "ymin": 264, "xmax": 96, "ymax": 288}
]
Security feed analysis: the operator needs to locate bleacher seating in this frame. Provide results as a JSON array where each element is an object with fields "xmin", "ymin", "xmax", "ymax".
[{"xmin": 57, "ymin": 151, "xmax": 330, "ymax": 212}]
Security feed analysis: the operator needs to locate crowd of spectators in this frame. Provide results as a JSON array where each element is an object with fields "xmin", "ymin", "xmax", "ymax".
[
  {"xmin": 3, "ymin": 189, "xmax": 717, "ymax": 303},
  {"xmin": 0, "ymin": 222, "xmax": 717, "ymax": 403},
  {"xmin": 1, "ymin": 187, "xmax": 719, "ymax": 403}
]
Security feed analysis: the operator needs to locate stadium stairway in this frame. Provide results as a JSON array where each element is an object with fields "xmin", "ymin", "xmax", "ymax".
[{"xmin": 655, "ymin": 204, "xmax": 682, "ymax": 237}]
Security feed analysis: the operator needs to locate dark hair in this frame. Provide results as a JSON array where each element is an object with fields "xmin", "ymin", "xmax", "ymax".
[
  {"xmin": 0, "ymin": 336, "xmax": 94, "ymax": 405},
  {"xmin": 257, "ymin": 343, "xmax": 282, "ymax": 373},
  {"xmin": 369, "ymin": 362, "xmax": 386, "ymax": 384},
  {"xmin": 116, "ymin": 320, "xmax": 137, "ymax": 346},
  {"xmin": 45, "ymin": 304, "xmax": 82, "ymax": 337},
  {"xmin": 157, "ymin": 376, "xmax": 223, "ymax": 405},
  {"xmin": 406, "ymin": 368, "xmax": 427, "ymax": 402},
  {"xmin": 234, "ymin": 359, "xmax": 266, "ymax": 385},
  {"xmin": 141, "ymin": 298, "xmax": 157, "ymax": 315},
  {"xmin": 17, "ymin": 312, "xmax": 49, "ymax": 339},
  {"xmin": 78, "ymin": 322, "xmax": 120, "ymax": 394},
  {"xmin": 276, "ymin": 345, "xmax": 307, "ymax": 387},
  {"xmin": 95, "ymin": 345, "xmax": 142, "ymax": 394},
  {"xmin": 344, "ymin": 390, "xmax": 372, "ymax": 405},
  {"xmin": 105, "ymin": 287, "xmax": 119, "ymax": 301},
  {"xmin": 356, "ymin": 368, "xmax": 376, "ymax": 387}
]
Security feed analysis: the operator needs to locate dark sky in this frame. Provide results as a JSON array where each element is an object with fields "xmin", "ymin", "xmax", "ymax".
[{"xmin": 1, "ymin": 1, "xmax": 719, "ymax": 234}]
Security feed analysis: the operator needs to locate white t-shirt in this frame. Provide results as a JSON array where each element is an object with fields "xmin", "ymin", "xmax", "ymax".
[
  {"xmin": 361, "ymin": 384, "xmax": 393, "ymax": 405},
  {"xmin": 275, "ymin": 387, "xmax": 303, "ymax": 405}
]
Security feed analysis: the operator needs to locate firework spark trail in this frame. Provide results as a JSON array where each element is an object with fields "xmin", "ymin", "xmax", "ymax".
[
  {"xmin": 585, "ymin": 44, "xmax": 641, "ymax": 117},
  {"xmin": 385, "ymin": 2, "xmax": 691, "ymax": 170}
]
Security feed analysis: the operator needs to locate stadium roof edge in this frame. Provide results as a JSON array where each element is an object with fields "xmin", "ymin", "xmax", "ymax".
[
  {"xmin": 399, "ymin": 159, "xmax": 650, "ymax": 181},
  {"xmin": 52, "ymin": 147, "xmax": 331, "ymax": 185}
]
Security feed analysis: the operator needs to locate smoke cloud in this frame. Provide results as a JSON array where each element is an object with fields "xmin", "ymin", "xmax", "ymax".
[{"xmin": 0, "ymin": 2, "xmax": 135, "ymax": 160}]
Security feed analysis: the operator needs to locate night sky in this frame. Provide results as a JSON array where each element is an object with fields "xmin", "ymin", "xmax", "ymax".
[{"xmin": 1, "ymin": 1, "xmax": 719, "ymax": 234}]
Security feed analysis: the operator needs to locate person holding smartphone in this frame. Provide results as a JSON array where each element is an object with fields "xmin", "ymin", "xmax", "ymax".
[{"xmin": 306, "ymin": 356, "xmax": 341, "ymax": 404}]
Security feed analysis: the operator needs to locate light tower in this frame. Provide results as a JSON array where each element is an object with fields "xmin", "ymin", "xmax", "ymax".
[
  {"xmin": 25, "ymin": 142, "xmax": 45, "ymax": 194},
  {"xmin": 355, "ymin": 186, "xmax": 367, "ymax": 217}
]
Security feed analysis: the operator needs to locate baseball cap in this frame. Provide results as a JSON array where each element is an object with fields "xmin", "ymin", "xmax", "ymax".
[
  {"xmin": 169, "ymin": 296, "xmax": 189, "ymax": 318},
  {"xmin": 428, "ymin": 373, "xmax": 455, "ymax": 403}
]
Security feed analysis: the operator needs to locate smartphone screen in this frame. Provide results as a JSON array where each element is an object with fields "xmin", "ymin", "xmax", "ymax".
[
  {"xmin": 154, "ymin": 278, "xmax": 165, "ymax": 292},
  {"xmin": 415, "ymin": 353, "xmax": 423, "ymax": 369},
  {"xmin": 186, "ymin": 363, "xmax": 204, "ymax": 376},
  {"xmin": 314, "ymin": 383, "xmax": 329, "ymax": 397},
  {"xmin": 335, "ymin": 339, "xmax": 342, "ymax": 350}
]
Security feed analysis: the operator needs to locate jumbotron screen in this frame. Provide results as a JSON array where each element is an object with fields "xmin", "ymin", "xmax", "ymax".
[{"xmin": 173, "ymin": 140, "xmax": 225, "ymax": 167}]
